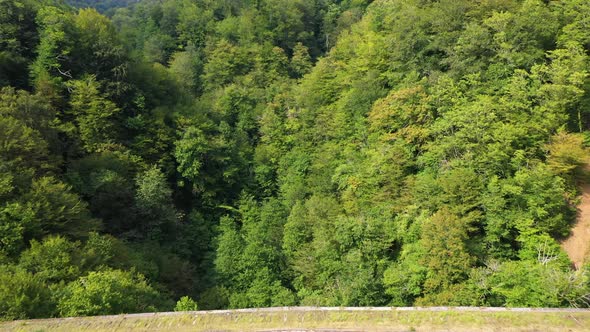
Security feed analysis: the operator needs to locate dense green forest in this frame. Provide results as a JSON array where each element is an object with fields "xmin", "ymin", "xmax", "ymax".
[
  {"xmin": 1, "ymin": 0, "xmax": 590, "ymax": 320},
  {"xmin": 65, "ymin": 0, "xmax": 139, "ymax": 12}
]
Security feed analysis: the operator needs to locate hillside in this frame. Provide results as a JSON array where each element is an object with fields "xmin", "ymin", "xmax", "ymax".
[{"xmin": 1, "ymin": 0, "xmax": 590, "ymax": 321}]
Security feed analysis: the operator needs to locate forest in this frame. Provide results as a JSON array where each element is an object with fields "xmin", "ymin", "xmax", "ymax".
[
  {"xmin": 65, "ymin": 0, "xmax": 139, "ymax": 13},
  {"xmin": 1, "ymin": 0, "xmax": 590, "ymax": 320}
]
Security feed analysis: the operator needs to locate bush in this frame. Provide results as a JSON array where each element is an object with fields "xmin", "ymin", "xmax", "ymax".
[
  {"xmin": 19, "ymin": 236, "xmax": 82, "ymax": 283},
  {"xmin": 174, "ymin": 296, "xmax": 198, "ymax": 311},
  {"xmin": 0, "ymin": 265, "xmax": 54, "ymax": 320},
  {"xmin": 57, "ymin": 269, "xmax": 164, "ymax": 317}
]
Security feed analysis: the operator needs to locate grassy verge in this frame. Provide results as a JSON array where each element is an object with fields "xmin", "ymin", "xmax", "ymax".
[{"xmin": 2, "ymin": 307, "xmax": 589, "ymax": 332}]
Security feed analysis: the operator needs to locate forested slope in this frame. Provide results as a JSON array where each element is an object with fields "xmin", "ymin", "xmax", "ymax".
[
  {"xmin": 65, "ymin": 0, "xmax": 139, "ymax": 12},
  {"xmin": 1, "ymin": 0, "xmax": 590, "ymax": 320}
]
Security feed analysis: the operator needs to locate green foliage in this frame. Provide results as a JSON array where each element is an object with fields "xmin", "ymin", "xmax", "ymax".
[
  {"xmin": 0, "ymin": 113, "xmax": 49, "ymax": 178},
  {"xmin": 174, "ymin": 296, "xmax": 198, "ymax": 311},
  {"xmin": 66, "ymin": 0, "xmax": 139, "ymax": 13},
  {"xmin": 134, "ymin": 166, "xmax": 177, "ymax": 240},
  {"xmin": 420, "ymin": 208, "xmax": 474, "ymax": 298},
  {"xmin": 0, "ymin": 0, "xmax": 39, "ymax": 88},
  {"xmin": 215, "ymin": 197, "xmax": 295, "ymax": 308},
  {"xmin": 81, "ymin": 232, "xmax": 123, "ymax": 269},
  {"xmin": 65, "ymin": 151, "xmax": 137, "ymax": 237},
  {"xmin": 3, "ymin": 0, "xmax": 590, "ymax": 319},
  {"xmin": 486, "ymin": 261, "xmax": 570, "ymax": 307},
  {"xmin": 169, "ymin": 44, "xmax": 203, "ymax": 93},
  {"xmin": 73, "ymin": 8, "xmax": 128, "ymax": 82},
  {"xmin": 57, "ymin": 269, "xmax": 165, "ymax": 317},
  {"xmin": 202, "ymin": 40, "xmax": 253, "ymax": 90},
  {"xmin": 0, "ymin": 265, "xmax": 54, "ymax": 320},
  {"xmin": 30, "ymin": 5, "xmax": 75, "ymax": 89},
  {"xmin": 545, "ymin": 131, "xmax": 587, "ymax": 177},
  {"xmin": 24, "ymin": 176, "xmax": 101, "ymax": 239},
  {"xmin": 175, "ymin": 126, "xmax": 210, "ymax": 184},
  {"xmin": 19, "ymin": 236, "xmax": 82, "ymax": 283},
  {"xmin": 290, "ymin": 42, "xmax": 312, "ymax": 77},
  {"xmin": 0, "ymin": 204, "xmax": 34, "ymax": 258},
  {"xmin": 383, "ymin": 243, "xmax": 427, "ymax": 306},
  {"xmin": 68, "ymin": 76, "xmax": 121, "ymax": 152}
]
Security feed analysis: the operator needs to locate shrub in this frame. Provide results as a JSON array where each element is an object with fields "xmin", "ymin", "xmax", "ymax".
[
  {"xmin": 57, "ymin": 269, "xmax": 164, "ymax": 317},
  {"xmin": 174, "ymin": 296, "xmax": 198, "ymax": 311}
]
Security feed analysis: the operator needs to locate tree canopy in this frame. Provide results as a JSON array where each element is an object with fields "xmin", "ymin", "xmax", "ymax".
[{"xmin": 1, "ymin": 0, "xmax": 590, "ymax": 319}]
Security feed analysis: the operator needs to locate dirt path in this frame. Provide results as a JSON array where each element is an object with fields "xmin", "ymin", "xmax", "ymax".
[{"xmin": 561, "ymin": 178, "xmax": 590, "ymax": 270}]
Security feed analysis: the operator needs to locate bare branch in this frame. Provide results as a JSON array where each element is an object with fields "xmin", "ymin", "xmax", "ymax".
[{"xmin": 57, "ymin": 68, "xmax": 73, "ymax": 79}]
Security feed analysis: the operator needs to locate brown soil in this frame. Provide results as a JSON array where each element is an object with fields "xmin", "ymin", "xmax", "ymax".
[{"xmin": 561, "ymin": 179, "xmax": 590, "ymax": 270}]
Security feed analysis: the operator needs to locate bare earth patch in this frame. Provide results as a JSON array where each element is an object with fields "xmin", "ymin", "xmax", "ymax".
[{"xmin": 561, "ymin": 175, "xmax": 590, "ymax": 269}]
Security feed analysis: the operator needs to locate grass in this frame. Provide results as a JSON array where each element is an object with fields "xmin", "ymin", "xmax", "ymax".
[{"xmin": 1, "ymin": 307, "xmax": 590, "ymax": 332}]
